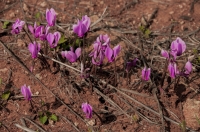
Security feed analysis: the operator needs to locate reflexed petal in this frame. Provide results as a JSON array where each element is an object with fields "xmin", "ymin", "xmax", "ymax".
[
  {"xmin": 81, "ymin": 102, "xmax": 92, "ymax": 118},
  {"xmin": 75, "ymin": 48, "xmax": 81, "ymax": 58},
  {"xmin": 113, "ymin": 44, "xmax": 121, "ymax": 58},
  {"xmin": 168, "ymin": 62, "xmax": 177, "ymax": 78},
  {"xmin": 161, "ymin": 49, "xmax": 169, "ymax": 59},
  {"xmin": 170, "ymin": 37, "xmax": 186, "ymax": 56},
  {"xmin": 82, "ymin": 15, "xmax": 90, "ymax": 31},
  {"xmin": 47, "ymin": 33, "xmax": 54, "ymax": 47},
  {"xmin": 54, "ymin": 31, "xmax": 61, "ymax": 44},
  {"xmin": 28, "ymin": 25, "xmax": 34, "ymax": 34},
  {"xmin": 105, "ymin": 46, "xmax": 113, "ymax": 62},
  {"xmin": 65, "ymin": 51, "xmax": 77, "ymax": 63},
  {"xmin": 185, "ymin": 61, "xmax": 192, "ymax": 74}
]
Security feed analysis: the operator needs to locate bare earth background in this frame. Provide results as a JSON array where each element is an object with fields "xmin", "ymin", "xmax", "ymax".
[{"xmin": 1, "ymin": 0, "xmax": 200, "ymax": 132}]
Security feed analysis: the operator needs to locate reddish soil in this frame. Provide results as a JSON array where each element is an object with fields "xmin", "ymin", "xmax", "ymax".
[{"xmin": 1, "ymin": 0, "xmax": 200, "ymax": 132}]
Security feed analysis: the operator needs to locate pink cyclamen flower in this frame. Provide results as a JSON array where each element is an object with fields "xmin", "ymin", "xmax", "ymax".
[
  {"xmin": 184, "ymin": 61, "xmax": 192, "ymax": 75},
  {"xmin": 11, "ymin": 19, "xmax": 25, "ymax": 34},
  {"xmin": 47, "ymin": 31, "xmax": 61, "ymax": 48},
  {"xmin": 89, "ymin": 42, "xmax": 105, "ymax": 65},
  {"xmin": 73, "ymin": 15, "xmax": 90, "ymax": 37},
  {"xmin": 126, "ymin": 58, "xmax": 138, "ymax": 72},
  {"xmin": 95, "ymin": 34, "xmax": 110, "ymax": 50},
  {"xmin": 142, "ymin": 67, "xmax": 151, "ymax": 81},
  {"xmin": 28, "ymin": 41, "xmax": 41, "ymax": 59},
  {"xmin": 21, "ymin": 84, "xmax": 32, "ymax": 101},
  {"xmin": 28, "ymin": 22, "xmax": 43, "ymax": 38},
  {"xmin": 46, "ymin": 8, "xmax": 56, "ymax": 26},
  {"xmin": 161, "ymin": 49, "xmax": 169, "ymax": 59},
  {"xmin": 81, "ymin": 102, "xmax": 92, "ymax": 118},
  {"xmin": 39, "ymin": 25, "xmax": 50, "ymax": 41},
  {"xmin": 61, "ymin": 47, "xmax": 81, "ymax": 63},
  {"xmin": 170, "ymin": 37, "xmax": 186, "ymax": 57},
  {"xmin": 168, "ymin": 62, "xmax": 178, "ymax": 78},
  {"xmin": 105, "ymin": 45, "xmax": 121, "ymax": 62}
]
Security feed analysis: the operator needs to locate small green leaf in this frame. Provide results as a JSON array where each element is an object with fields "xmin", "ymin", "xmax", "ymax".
[
  {"xmin": 35, "ymin": 12, "xmax": 41, "ymax": 19},
  {"xmin": 39, "ymin": 115, "xmax": 48, "ymax": 124},
  {"xmin": 139, "ymin": 25, "xmax": 145, "ymax": 32},
  {"xmin": 0, "ymin": 78, "xmax": 2, "ymax": 86},
  {"xmin": 145, "ymin": 29, "xmax": 151, "ymax": 38},
  {"xmin": 2, "ymin": 91, "xmax": 10, "ymax": 100},
  {"xmin": 50, "ymin": 114, "xmax": 58, "ymax": 121},
  {"xmin": 193, "ymin": 49, "xmax": 198, "ymax": 54},
  {"xmin": 58, "ymin": 35, "xmax": 67, "ymax": 44},
  {"xmin": 2, "ymin": 21, "xmax": 10, "ymax": 29}
]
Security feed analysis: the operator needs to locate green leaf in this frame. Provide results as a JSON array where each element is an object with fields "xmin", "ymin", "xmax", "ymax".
[
  {"xmin": 2, "ymin": 91, "xmax": 10, "ymax": 100},
  {"xmin": 139, "ymin": 25, "xmax": 145, "ymax": 32},
  {"xmin": 39, "ymin": 115, "xmax": 48, "ymax": 124},
  {"xmin": 0, "ymin": 78, "xmax": 2, "ymax": 86},
  {"xmin": 35, "ymin": 12, "xmax": 41, "ymax": 19},
  {"xmin": 145, "ymin": 29, "xmax": 151, "ymax": 38},
  {"xmin": 58, "ymin": 35, "xmax": 67, "ymax": 44},
  {"xmin": 50, "ymin": 114, "xmax": 58, "ymax": 121},
  {"xmin": 2, "ymin": 21, "xmax": 10, "ymax": 29}
]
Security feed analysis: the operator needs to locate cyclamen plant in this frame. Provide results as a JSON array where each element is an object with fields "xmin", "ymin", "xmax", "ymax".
[
  {"xmin": 61, "ymin": 47, "xmax": 81, "ymax": 63},
  {"xmin": 81, "ymin": 102, "xmax": 92, "ymax": 118},
  {"xmin": 11, "ymin": 19, "xmax": 25, "ymax": 34},
  {"xmin": 28, "ymin": 41, "xmax": 41, "ymax": 59},
  {"xmin": 21, "ymin": 84, "xmax": 32, "ymax": 101},
  {"xmin": 73, "ymin": 15, "xmax": 91, "ymax": 38},
  {"xmin": 161, "ymin": 37, "xmax": 192, "ymax": 78},
  {"xmin": 47, "ymin": 31, "xmax": 61, "ymax": 48},
  {"xmin": 46, "ymin": 8, "xmax": 56, "ymax": 26},
  {"xmin": 28, "ymin": 22, "xmax": 50, "ymax": 41},
  {"xmin": 142, "ymin": 67, "xmax": 151, "ymax": 81}
]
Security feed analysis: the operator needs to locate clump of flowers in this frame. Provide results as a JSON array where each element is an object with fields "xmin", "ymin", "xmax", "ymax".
[
  {"xmin": 28, "ymin": 22, "xmax": 50, "ymax": 40},
  {"xmin": 61, "ymin": 47, "xmax": 81, "ymax": 63},
  {"xmin": 11, "ymin": 19, "xmax": 25, "ymax": 34},
  {"xmin": 21, "ymin": 84, "xmax": 32, "ymax": 101},
  {"xmin": 73, "ymin": 15, "xmax": 90, "ymax": 38},
  {"xmin": 161, "ymin": 37, "xmax": 192, "ymax": 78},
  {"xmin": 28, "ymin": 41, "xmax": 41, "ymax": 59},
  {"xmin": 81, "ymin": 102, "xmax": 92, "ymax": 118}
]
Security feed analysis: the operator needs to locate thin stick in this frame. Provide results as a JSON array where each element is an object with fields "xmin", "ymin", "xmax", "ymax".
[{"xmin": 15, "ymin": 124, "xmax": 36, "ymax": 132}]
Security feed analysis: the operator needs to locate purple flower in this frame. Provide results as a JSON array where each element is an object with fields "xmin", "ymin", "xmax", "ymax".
[
  {"xmin": 126, "ymin": 58, "xmax": 138, "ymax": 72},
  {"xmin": 28, "ymin": 41, "xmax": 40, "ymax": 59},
  {"xmin": 161, "ymin": 49, "xmax": 169, "ymax": 59},
  {"xmin": 46, "ymin": 8, "xmax": 56, "ymax": 26},
  {"xmin": 95, "ymin": 34, "xmax": 110, "ymax": 50},
  {"xmin": 11, "ymin": 19, "xmax": 25, "ymax": 34},
  {"xmin": 170, "ymin": 37, "xmax": 186, "ymax": 57},
  {"xmin": 89, "ymin": 42, "xmax": 105, "ymax": 65},
  {"xmin": 168, "ymin": 62, "xmax": 178, "ymax": 78},
  {"xmin": 39, "ymin": 25, "xmax": 50, "ymax": 41},
  {"xmin": 81, "ymin": 102, "xmax": 92, "ymax": 118},
  {"xmin": 105, "ymin": 45, "xmax": 121, "ymax": 62},
  {"xmin": 47, "ymin": 31, "xmax": 61, "ymax": 48},
  {"xmin": 28, "ymin": 22, "xmax": 43, "ymax": 38},
  {"xmin": 184, "ymin": 61, "xmax": 192, "ymax": 75},
  {"xmin": 142, "ymin": 67, "xmax": 151, "ymax": 81},
  {"xmin": 21, "ymin": 84, "xmax": 32, "ymax": 101},
  {"xmin": 73, "ymin": 15, "xmax": 90, "ymax": 37},
  {"xmin": 61, "ymin": 47, "xmax": 81, "ymax": 63}
]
